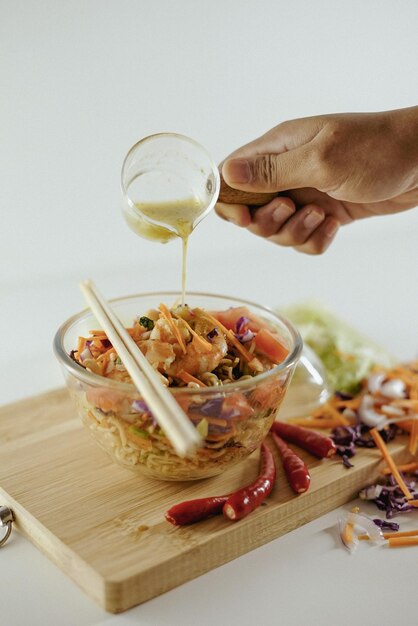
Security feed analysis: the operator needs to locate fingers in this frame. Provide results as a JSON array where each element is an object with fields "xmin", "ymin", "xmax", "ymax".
[
  {"xmin": 216, "ymin": 196, "xmax": 341, "ymax": 254},
  {"xmin": 247, "ymin": 197, "xmax": 296, "ymax": 237},
  {"xmin": 293, "ymin": 216, "xmax": 340, "ymax": 255},
  {"xmin": 215, "ymin": 202, "xmax": 252, "ymax": 227},
  {"xmin": 266, "ymin": 205, "xmax": 340, "ymax": 254},
  {"xmin": 267, "ymin": 203, "xmax": 326, "ymax": 246}
]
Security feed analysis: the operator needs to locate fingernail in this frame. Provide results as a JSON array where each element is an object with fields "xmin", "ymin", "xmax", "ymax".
[
  {"xmin": 325, "ymin": 219, "xmax": 339, "ymax": 238},
  {"xmin": 304, "ymin": 210, "xmax": 324, "ymax": 229},
  {"xmin": 224, "ymin": 159, "xmax": 252, "ymax": 184},
  {"xmin": 272, "ymin": 203, "xmax": 294, "ymax": 223}
]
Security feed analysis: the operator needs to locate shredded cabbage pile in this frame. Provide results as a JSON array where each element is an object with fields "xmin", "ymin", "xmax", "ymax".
[{"xmin": 281, "ymin": 301, "xmax": 395, "ymax": 393}]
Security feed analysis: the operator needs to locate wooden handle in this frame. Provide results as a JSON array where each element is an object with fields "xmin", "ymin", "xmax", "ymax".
[{"xmin": 218, "ymin": 176, "xmax": 277, "ymax": 206}]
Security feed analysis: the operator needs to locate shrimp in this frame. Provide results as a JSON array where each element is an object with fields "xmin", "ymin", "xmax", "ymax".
[
  {"xmin": 166, "ymin": 311, "xmax": 228, "ymax": 377},
  {"xmin": 140, "ymin": 309, "xmax": 228, "ymax": 378},
  {"xmin": 140, "ymin": 317, "xmax": 189, "ymax": 371}
]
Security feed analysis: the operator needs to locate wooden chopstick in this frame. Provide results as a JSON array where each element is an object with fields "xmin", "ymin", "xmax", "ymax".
[{"xmin": 79, "ymin": 280, "xmax": 202, "ymax": 457}]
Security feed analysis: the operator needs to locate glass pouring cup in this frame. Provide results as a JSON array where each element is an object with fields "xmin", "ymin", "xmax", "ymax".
[{"xmin": 121, "ymin": 133, "xmax": 221, "ymax": 243}]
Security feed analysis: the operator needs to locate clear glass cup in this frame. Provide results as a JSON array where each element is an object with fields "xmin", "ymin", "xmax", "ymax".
[
  {"xmin": 54, "ymin": 292, "xmax": 302, "ymax": 481},
  {"xmin": 121, "ymin": 133, "xmax": 220, "ymax": 243}
]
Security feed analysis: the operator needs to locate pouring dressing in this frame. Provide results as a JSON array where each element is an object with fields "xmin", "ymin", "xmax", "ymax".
[{"xmin": 121, "ymin": 133, "xmax": 220, "ymax": 304}]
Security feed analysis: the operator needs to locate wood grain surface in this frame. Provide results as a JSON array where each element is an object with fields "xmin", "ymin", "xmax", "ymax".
[
  {"xmin": 218, "ymin": 176, "xmax": 277, "ymax": 206},
  {"xmin": 0, "ymin": 388, "xmax": 411, "ymax": 613}
]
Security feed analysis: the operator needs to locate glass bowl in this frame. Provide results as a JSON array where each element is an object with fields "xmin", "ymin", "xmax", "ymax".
[{"xmin": 54, "ymin": 292, "xmax": 302, "ymax": 481}]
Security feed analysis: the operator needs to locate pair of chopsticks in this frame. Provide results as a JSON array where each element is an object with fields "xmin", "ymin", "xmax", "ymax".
[{"xmin": 80, "ymin": 280, "xmax": 202, "ymax": 457}]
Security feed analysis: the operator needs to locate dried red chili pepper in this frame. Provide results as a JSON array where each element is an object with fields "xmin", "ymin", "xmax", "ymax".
[
  {"xmin": 165, "ymin": 495, "xmax": 229, "ymax": 526},
  {"xmin": 223, "ymin": 442, "xmax": 276, "ymax": 521},
  {"xmin": 271, "ymin": 432, "xmax": 311, "ymax": 494},
  {"xmin": 270, "ymin": 420, "xmax": 336, "ymax": 459}
]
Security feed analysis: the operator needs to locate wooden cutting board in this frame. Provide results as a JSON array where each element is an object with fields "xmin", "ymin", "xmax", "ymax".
[{"xmin": 0, "ymin": 388, "xmax": 411, "ymax": 613}]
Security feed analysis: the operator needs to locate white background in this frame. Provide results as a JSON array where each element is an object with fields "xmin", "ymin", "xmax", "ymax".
[{"xmin": 1, "ymin": 1, "xmax": 417, "ymax": 624}]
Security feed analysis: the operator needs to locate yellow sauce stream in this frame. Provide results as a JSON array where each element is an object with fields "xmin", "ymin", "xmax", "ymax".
[{"xmin": 131, "ymin": 198, "xmax": 206, "ymax": 304}]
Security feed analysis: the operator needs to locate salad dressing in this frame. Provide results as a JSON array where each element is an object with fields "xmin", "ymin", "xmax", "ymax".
[{"xmin": 132, "ymin": 197, "xmax": 206, "ymax": 305}]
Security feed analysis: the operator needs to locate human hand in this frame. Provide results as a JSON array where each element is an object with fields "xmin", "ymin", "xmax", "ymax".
[{"xmin": 216, "ymin": 107, "xmax": 418, "ymax": 254}]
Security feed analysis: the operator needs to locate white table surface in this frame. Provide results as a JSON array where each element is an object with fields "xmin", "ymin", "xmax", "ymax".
[{"xmin": 1, "ymin": 1, "xmax": 418, "ymax": 624}]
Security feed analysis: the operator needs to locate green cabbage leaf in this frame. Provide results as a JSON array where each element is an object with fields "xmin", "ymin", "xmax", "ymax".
[{"xmin": 281, "ymin": 302, "xmax": 395, "ymax": 394}]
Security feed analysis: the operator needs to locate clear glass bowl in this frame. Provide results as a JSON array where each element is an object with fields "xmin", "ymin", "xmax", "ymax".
[
  {"xmin": 54, "ymin": 292, "xmax": 302, "ymax": 481},
  {"xmin": 278, "ymin": 345, "xmax": 331, "ymax": 420}
]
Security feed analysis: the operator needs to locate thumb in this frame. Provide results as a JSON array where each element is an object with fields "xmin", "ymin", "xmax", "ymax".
[{"xmin": 222, "ymin": 147, "xmax": 320, "ymax": 194}]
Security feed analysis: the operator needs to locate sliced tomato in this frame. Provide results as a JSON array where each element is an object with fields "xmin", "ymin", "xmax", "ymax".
[
  {"xmin": 250, "ymin": 377, "xmax": 285, "ymax": 409},
  {"xmin": 86, "ymin": 387, "xmax": 127, "ymax": 413},
  {"xmin": 253, "ymin": 328, "xmax": 289, "ymax": 364},
  {"xmin": 175, "ymin": 395, "xmax": 193, "ymax": 413},
  {"xmin": 222, "ymin": 392, "xmax": 254, "ymax": 420},
  {"xmin": 212, "ymin": 306, "xmax": 261, "ymax": 332}
]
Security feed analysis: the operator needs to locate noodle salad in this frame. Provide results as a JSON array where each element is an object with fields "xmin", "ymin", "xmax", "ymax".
[{"xmin": 70, "ymin": 304, "xmax": 292, "ymax": 480}]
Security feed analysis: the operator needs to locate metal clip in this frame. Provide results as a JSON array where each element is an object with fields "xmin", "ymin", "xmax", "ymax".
[{"xmin": 0, "ymin": 506, "xmax": 14, "ymax": 547}]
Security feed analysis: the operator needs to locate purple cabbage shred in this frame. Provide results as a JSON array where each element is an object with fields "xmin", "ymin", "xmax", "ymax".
[
  {"xmin": 342, "ymin": 455, "xmax": 354, "ymax": 469},
  {"xmin": 131, "ymin": 399, "xmax": 158, "ymax": 427},
  {"xmin": 236, "ymin": 316, "xmax": 250, "ymax": 334},
  {"xmin": 362, "ymin": 481, "xmax": 418, "ymax": 519},
  {"xmin": 334, "ymin": 391, "xmax": 354, "ymax": 401},
  {"xmin": 207, "ymin": 328, "xmax": 218, "ymax": 340},
  {"xmin": 372, "ymin": 518, "xmax": 400, "ymax": 531},
  {"xmin": 189, "ymin": 396, "xmax": 244, "ymax": 423},
  {"xmin": 132, "ymin": 399, "xmax": 149, "ymax": 413},
  {"xmin": 237, "ymin": 329, "xmax": 255, "ymax": 343},
  {"xmin": 189, "ymin": 397, "xmax": 224, "ymax": 417},
  {"xmin": 234, "ymin": 316, "xmax": 255, "ymax": 343},
  {"xmin": 331, "ymin": 424, "xmax": 376, "ymax": 458}
]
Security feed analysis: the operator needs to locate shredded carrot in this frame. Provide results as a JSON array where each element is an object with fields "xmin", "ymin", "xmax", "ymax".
[
  {"xmin": 288, "ymin": 392, "xmax": 360, "ymax": 429},
  {"xmin": 87, "ymin": 335, "xmax": 108, "ymax": 342},
  {"xmin": 204, "ymin": 417, "xmax": 228, "ymax": 427},
  {"xmin": 177, "ymin": 370, "xmax": 206, "ymax": 388},
  {"xmin": 409, "ymin": 418, "xmax": 418, "ymax": 455},
  {"xmin": 342, "ymin": 520, "xmax": 354, "ymax": 545},
  {"xmin": 96, "ymin": 346, "xmax": 116, "ymax": 361},
  {"xmin": 334, "ymin": 398, "xmax": 361, "ymax": 410},
  {"xmin": 174, "ymin": 316, "xmax": 212, "ymax": 352},
  {"xmin": 392, "ymin": 399, "xmax": 418, "ymax": 409},
  {"xmin": 383, "ymin": 529, "xmax": 418, "ymax": 539},
  {"xmin": 225, "ymin": 328, "xmax": 256, "ymax": 364},
  {"xmin": 358, "ymin": 529, "xmax": 418, "ymax": 541},
  {"xmin": 388, "ymin": 536, "xmax": 418, "ymax": 548},
  {"xmin": 381, "ymin": 461, "xmax": 418, "ymax": 475},
  {"xmin": 324, "ymin": 403, "xmax": 350, "ymax": 426},
  {"xmin": 409, "ymin": 500, "xmax": 418, "ymax": 508},
  {"xmin": 397, "ymin": 420, "xmax": 413, "ymax": 433},
  {"xmin": 386, "ymin": 366, "xmax": 416, "ymax": 385},
  {"xmin": 369, "ymin": 428, "xmax": 413, "ymax": 500},
  {"xmin": 203, "ymin": 313, "xmax": 256, "ymax": 364},
  {"xmin": 158, "ymin": 303, "xmax": 186, "ymax": 354}
]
